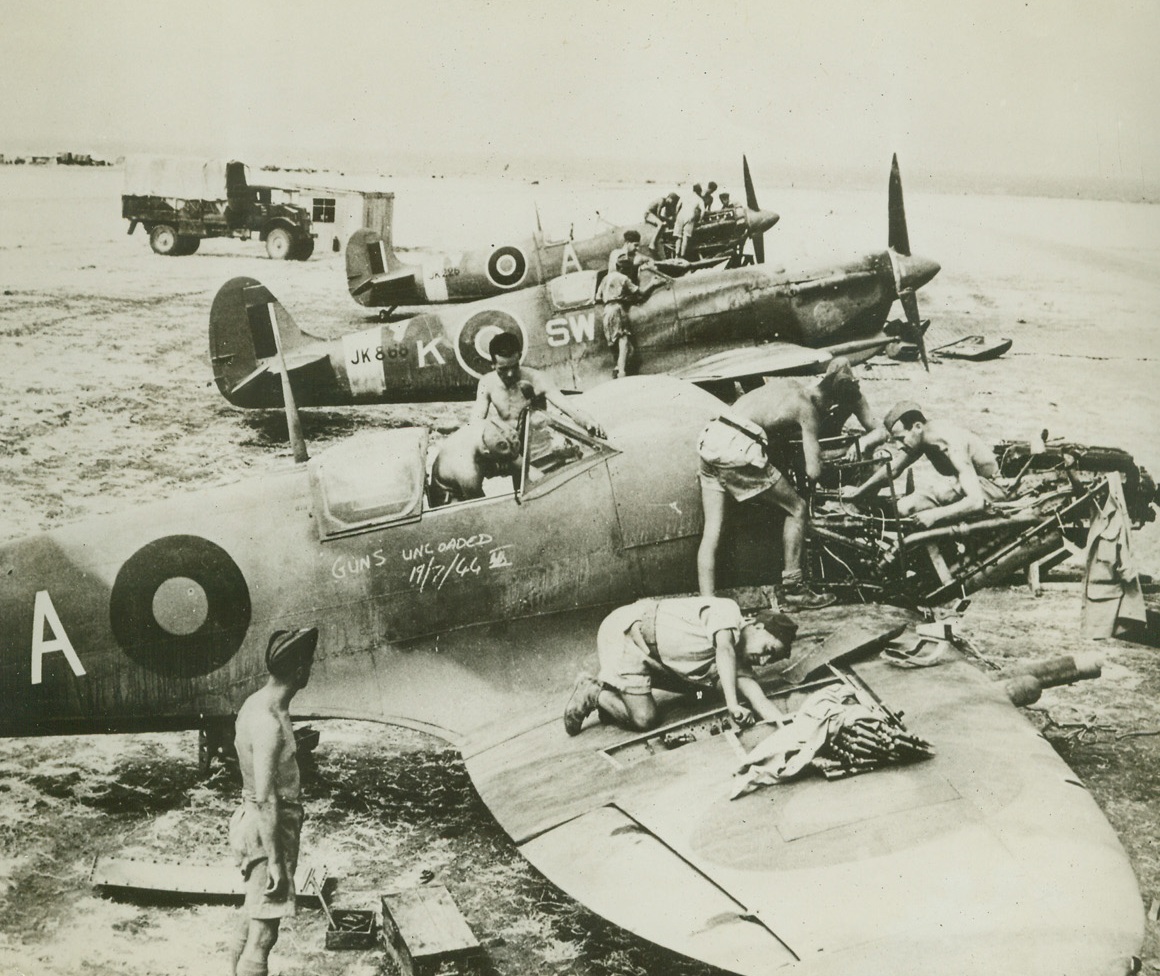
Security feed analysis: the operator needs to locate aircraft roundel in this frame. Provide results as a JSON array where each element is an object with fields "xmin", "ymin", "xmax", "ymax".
[
  {"xmin": 109, "ymin": 535, "xmax": 252, "ymax": 678},
  {"xmin": 486, "ymin": 245, "xmax": 528, "ymax": 289},
  {"xmin": 454, "ymin": 308, "xmax": 527, "ymax": 379}
]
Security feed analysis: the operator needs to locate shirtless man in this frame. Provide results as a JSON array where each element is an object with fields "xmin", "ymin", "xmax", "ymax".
[
  {"xmin": 695, "ymin": 378, "xmax": 839, "ymax": 609},
  {"xmin": 813, "ymin": 357, "xmax": 884, "ymax": 459},
  {"xmin": 228, "ymin": 627, "xmax": 318, "ymax": 976},
  {"xmin": 564, "ymin": 597, "xmax": 796, "ymax": 735},
  {"xmin": 429, "ymin": 416, "xmax": 521, "ymax": 505},
  {"xmin": 841, "ymin": 401, "xmax": 1006, "ymax": 528},
  {"xmin": 471, "ymin": 331, "xmax": 605, "ymax": 438}
]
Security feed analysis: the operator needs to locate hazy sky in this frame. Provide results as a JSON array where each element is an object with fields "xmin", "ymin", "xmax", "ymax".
[{"xmin": 3, "ymin": 0, "xmax": 1156, "ymax": 189}]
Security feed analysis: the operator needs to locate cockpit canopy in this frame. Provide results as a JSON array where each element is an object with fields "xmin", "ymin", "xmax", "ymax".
[
  {"xmin": 309, "ymin": 428, "xmax": 428, "ymax": 539},
  {"xmin": 308, "ymin": 408, "xmax": 614, "ymax": 541},
  {"xmin": 548, "ymin": 270, "xmax": 600, "ymax": 310}
]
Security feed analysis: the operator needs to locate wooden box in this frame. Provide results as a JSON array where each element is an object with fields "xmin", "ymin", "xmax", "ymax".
[
  {"xmin": 324, "ymin": 908, "xmax": 377, "ymax": 950},
  {"xmin": 380, "ymin": 885, "xmax": 484, "ymax": 976}
]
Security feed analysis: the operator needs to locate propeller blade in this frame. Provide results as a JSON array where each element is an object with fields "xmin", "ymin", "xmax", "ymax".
[
  {"xmin": 743, "ymin": 155, "xmax": 765, "ymax": 264},
  {"xmin": 743, "ymin": 155, "xmax": 758, "ymax": 211},
  {"xmin": 888, "ymin": 153, "xmax": 910, "ymax": 257},
  {"xmin": 899, "ymin": 288, "xmax": 929, "ymax": 371}
]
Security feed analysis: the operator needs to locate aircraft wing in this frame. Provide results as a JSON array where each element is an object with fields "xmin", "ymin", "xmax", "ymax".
[
  {"xmin": 461, "ymin": 605, "xmax": 1143, "ymax": 976},
  {"xmin": 672, "ymin": 342, "xmax": 832, "ymax": 385}
]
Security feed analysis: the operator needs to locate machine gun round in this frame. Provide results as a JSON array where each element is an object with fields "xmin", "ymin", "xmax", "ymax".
[{"xmin": 815, "ymin": 714, "xmax": 934, "ymax": 778}]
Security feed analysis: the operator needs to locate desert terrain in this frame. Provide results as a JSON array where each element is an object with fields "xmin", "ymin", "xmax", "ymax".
[{"xmin": 0, "ymin": 164, "xmax": 1158, "ymax": 975}]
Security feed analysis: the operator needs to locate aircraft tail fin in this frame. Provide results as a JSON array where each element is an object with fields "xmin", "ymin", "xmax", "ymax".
[
  {"xmin": 209, "ymin": 277, "xmax": 323, "ymax": 408},
  {"xmin": 345, "ymin": 228, "xmax": 417, "ymax": 306}
]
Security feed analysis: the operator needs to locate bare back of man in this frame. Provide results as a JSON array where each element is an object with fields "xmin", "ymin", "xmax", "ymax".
[
  {"xmin": 228, "ymin": 628, "xmax": 315, "ymax": 976},
  {"xmin": 697, "ymin": 379, "xmax": 835, "ymax": 607},
  {"xmin": 231, "ymin": 696, "xmax": 300, "ymax": 976},
  {"xmin": 913, "ymin": 419, "xmax": 999, "ymax": 482},
  {"xmin": 429, "ymin": 419, "xmax": 520, "ymax": 505}
]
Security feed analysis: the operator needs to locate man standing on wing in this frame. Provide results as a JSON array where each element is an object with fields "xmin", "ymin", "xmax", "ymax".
[
  {"xmin": 472, "ymin": 331, "xmax": 605, "ymax": 438},
  {"xmin": 695, "ymin": 378, "xmax": 840, "ymax": 609}
]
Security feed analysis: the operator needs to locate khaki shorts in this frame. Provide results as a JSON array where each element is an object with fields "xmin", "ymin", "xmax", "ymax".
[
  {"xmin": 602, "ymin": 304, "xmax": 631, "ymax": 344},
  {"xmin": 595, "ymin": 605, "xmax": 655, "ymax": 695},
  {"xmin": 696, "ymin": 417, "xmax": 785, "ymax": 502},
  {"xmin": 230, "ymin": 802, "xmax": 303, "ymax": 919}
]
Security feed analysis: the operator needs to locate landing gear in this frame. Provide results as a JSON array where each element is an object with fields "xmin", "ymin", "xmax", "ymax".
[
  {"xmin": 173, "ymin": 236, "xmax": 200, "ymax": 256},
  {"xmin": 149, "ymin": 224, "xmax": 179, "ymax": 255},
  {"xmin": 197, "ymin": 716, "xmax": 236, "ymax": 777}
]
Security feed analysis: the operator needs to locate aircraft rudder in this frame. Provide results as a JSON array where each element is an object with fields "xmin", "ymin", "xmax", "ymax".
[
  {"xmin": 209, "ymin": 277, "xmax": 306, "ymax": 407},
  {"xmin": 345, "ymin": 227, "xmax": 397, "ymax": 304}
]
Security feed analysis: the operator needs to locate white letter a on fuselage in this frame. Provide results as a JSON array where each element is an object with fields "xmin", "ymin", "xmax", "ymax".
[{"xmin": 31, "ymin": 590, "xmax": 86, "ymax": 685}]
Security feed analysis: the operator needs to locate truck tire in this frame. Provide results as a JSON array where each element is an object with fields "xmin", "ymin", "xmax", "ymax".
[
  {"xmin": 266, "ymin": 227, "xmax": 294, "ymax": 260},
  {"xmin": 290, "ymin": 237, "xmax": 315, "ymax": 261},
  {"xmin": 174, "ymin": 236, "xmax": 201, "ymax": 255},
  {"xmin": 149, "ymin": 224, "xmax": 179, "ymax": 256}
]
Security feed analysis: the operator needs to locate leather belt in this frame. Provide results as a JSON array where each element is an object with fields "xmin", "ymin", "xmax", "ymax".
[{"xmin": 715, "ymin": 414, "xmax": 767, "ymax": 445}]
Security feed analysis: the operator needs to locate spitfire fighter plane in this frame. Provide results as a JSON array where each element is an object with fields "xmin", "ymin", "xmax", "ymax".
[
  {"xmin": 0, "ymin": 359, "xmax": 1147, "ymax": 975},
  {"xmin": 345, "ymin": 158, "xmax": 779, "ymax": 309},
  {"xmin": 213, "ymin": 156, "xmax": 939, "ymax": 409}
]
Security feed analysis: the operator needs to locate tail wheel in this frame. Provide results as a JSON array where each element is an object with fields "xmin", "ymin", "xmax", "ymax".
[
  {"xmin": 291, "ymin": 236, "xmax": 315, "ymax": 261},
  {"xmin": 149, "ymin": 224, "xmax": 179, "ymax": 255},
  {"xmin": 173, "ymin": 236, "xmax": 201, "ymax": 256},
  {"xmin": 266, "ymin": 227, "xmax": 294, "ymax": 260}
]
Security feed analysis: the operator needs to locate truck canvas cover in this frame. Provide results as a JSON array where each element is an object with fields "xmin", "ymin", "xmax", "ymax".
[{"xmin": 122, "ymin": 155, "xmax": 238, "ymax": 200}]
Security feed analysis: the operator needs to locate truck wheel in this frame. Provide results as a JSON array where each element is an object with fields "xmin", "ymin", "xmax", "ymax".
[
  {"xmin": 266, "ymin": 227, "xmax": 294, "ymax": 260},
  {"xmin": 149, "ymin": 224, "xmax": 179, "ymax": 255},
  {"xmin": 291, "ymin": 237, "xmax": 315, "ymax": 261}
]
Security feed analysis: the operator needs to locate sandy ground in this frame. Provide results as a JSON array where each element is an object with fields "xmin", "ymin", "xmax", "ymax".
[{"xmin": 0, "ymin": 165, "xmax": 1158, "ymax": 974}]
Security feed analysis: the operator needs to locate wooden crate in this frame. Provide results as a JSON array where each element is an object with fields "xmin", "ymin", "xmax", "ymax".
[{"xmin": 380, "ymin": 885, "xmax": 484, "ymax": 976}]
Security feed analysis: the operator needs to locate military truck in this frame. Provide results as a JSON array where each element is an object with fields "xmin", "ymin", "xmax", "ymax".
[{"xmin": 121, "ymin": 156, "xmax": 316, "ymax": 259}]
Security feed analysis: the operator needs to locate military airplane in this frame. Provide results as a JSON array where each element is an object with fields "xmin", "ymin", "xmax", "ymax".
[
  {"xmin": 344, "ymin": 158, "xmax": 779, "ymax": 309},
  {"xmin": 0, "ymin": 364, "xmax": 1145, "ymax": 974},
  {"xmin": 212, "ymin": 156, "xmax": 940, "ymax": 409}
]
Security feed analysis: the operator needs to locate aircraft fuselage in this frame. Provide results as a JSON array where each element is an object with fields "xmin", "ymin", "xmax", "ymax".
[
  {"xmin": 0, "ymin": 378, "xmax": 778, "ymax": 740},
  {"xmin": 216, "ymin": 252, "xmax": 901, "ymax": 408}
]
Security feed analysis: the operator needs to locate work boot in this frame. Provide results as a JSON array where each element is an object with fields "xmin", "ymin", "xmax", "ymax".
[
  {"xmin": 564, "ymin": 674, "xmax": 602, "ymax": 736},
  {"xmin": 778, "ymin": 577, "xmax": 837, "ymax": 611}
]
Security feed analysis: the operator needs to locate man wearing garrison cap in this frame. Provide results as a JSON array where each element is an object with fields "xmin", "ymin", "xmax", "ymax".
[
  {"xmin": 842, "ymin": 401, "xmax": 1007, "ymax": 528},
  {"xmin": 228, "ymin": 627, "xmax": 318, "ymax": 976}
]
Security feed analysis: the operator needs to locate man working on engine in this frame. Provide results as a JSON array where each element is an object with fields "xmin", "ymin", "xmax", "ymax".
[
  {"xmin": 564, "ymin": 597, "xmax": 796, "ymax": 735},
  {"xmin": 696, "ymin": 374, "xmax": 844, "ymax": 609},
  {"xmin": 841, "ymin": 400, "xmax": 1006, "ymax": 528}
]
